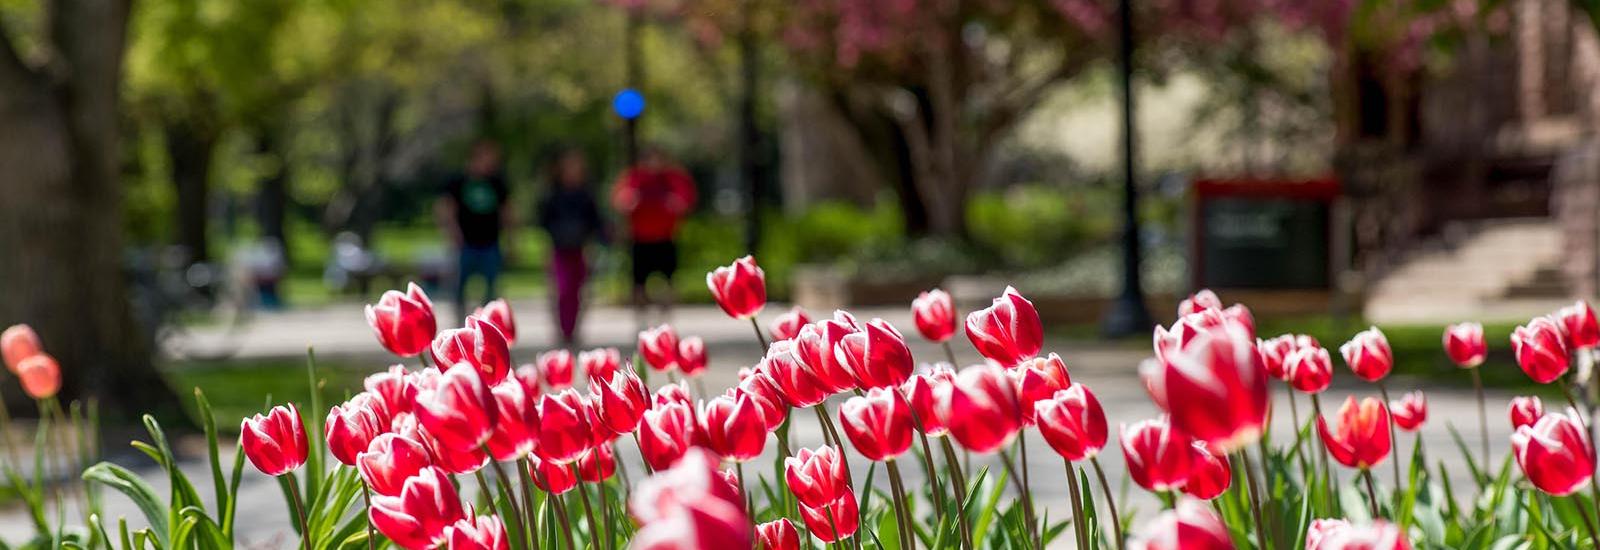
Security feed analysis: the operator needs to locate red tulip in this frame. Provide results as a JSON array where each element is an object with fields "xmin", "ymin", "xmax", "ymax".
[
  {"xmin": 512, "ymin": 364, "xmax": 540, "ymax": 397},
  {"xmin": 757, "ymin": 519, "xmax": 802, "ymax": 550},
  {"xmin": 1558, "ymin": 300, "xmax": 1600, "ymax": 350},
  {"xmin": 1306, "ymin": 519, "xmax": 1410, "ymax": 550},
  {"xmin": 965, "ymin": 286, "xmax": 1042, "ymax": 367},
  {"xmin": 735, "ymin": 367, "xmax": 788, "ymax": 431},
  {"xmin": 1512, "ymin": 410, "xmax": 1596, "ymax": 496},
  {"xmin": 579, "ymin": 347, "xmax": 622, "ymax": 384},
  {"xmin": 1389, "ymin": 390, "xmax": 1427, "ymax": 432},
  {"xmin": 653, "ymin": 381, "xmax": 693, "ymax": 409},
  {"xmin": 1129, "ymin": 498, "xmax": 1234, "ymax": 550},
  {"xmin": 1257, "ymin": 334, "xmax": 1296, "ymax": 380},
  {"xmin": 697, "ymin": 390, "xmax": 768, "ymax": 462},
  {"xmin": 368, "ymin": 467, "xmax": 467, "ymax": 550},
  {"xmin": 629, "ymin": 448, "xmax": 753, "ymax": 549},
  {"xmin": 1144, "ymin": 317, "xmax": 1268, "ymax": 451},
  {"xmin": 638, "ymin": 402, "xmax": 695, "ymax": 471},
  {"xmin": 1180, "ymin": 443, "xmax": 1231, "ymax": 500},
  {"xmin": 1340, "ymin": 327, "xmax": 1394, "ymax": 382},
  {"xmin": 240, "ymin": 403, "xmax": 308, "ymax": 476},
  {"xmin": 1035, "ymin": 384, "xmax": 1109, "ymax": 462},
  {"xmin": 446, "ymin": 514, "xmax": 510, "ymax": 550},
  {"xmin": 1121, "ymin": 416, "xmax": 1194, "ymax": 492},
  {"xmin": 678, "ymin": 336, "xmax": 708, "ymax": 377},
  {"xmin": 912, "ymin": 288, "xmax": 957, "ymax": 343},
  {"xmin": 939, "ymin": 364, "xmax": 1024, "ymax": 453},
  {"xmin": 472, "ymin": 298, "xmax": 516, "ymax": 345},
  {"xmin": 1178, "ymin": 289, "xmax": 1224, "ymax": 316},
  {"xmin": 582, "ymin": 395, "xmax": 617, "ymax": 448},
  {"xmin": 903, "ymin": 366, "xmax": 955, "ymax": 436},
  {"xmin": 577, "ymin": 443, "xmax": 617, "ymax": 482},
  {"xmin": 1513, "ymin": 316, "xmax": 1570, "ymax": 384},
  {"xmin": 770, "ymin": 306, "xmax": 811, "ymax": 342},
  {"xmin": 593, "ymin": 368, "xmax": 649, "ymax": 434},
  {"xmin": 707, "ymin": 255, "xmax": 767, "ymax": 319},
  {"xmin": 326, "ymin": 393, "xmax": 390, "ymax": 466},
  {"xmin": 794, "ymin": 312, "xmax": 862, "ymax": 393},
  {"xmin": 1011, "ymin": 353, "xmax": 1072, "ymax": 425},
  {"xmin": 761, "ymin": 341, "xmax": 829, "ymax": 408},
  {"xmin": 799, "ymin": 492, "xmax": 859, "ymax": 543},
  {"xmin": 1510, "ymin": 396, "xmax": 1545, "ymax": 430},
  {"xmin": 537, "ymin": 349, "xmax": 575, "ymax": 390},
  {"xmin": 485, "ymin": 380, "xmax": 539, "ymax": 461},
  {"xmin": 358, "ymin": 433, "xmax": 432, "ymax": 497},
  {"xmin": 418, "ymin": 424, "xmax": 489, "ymax": 475},
  {"xmin": 0, "ymin": 324, "xmax": 42, "ymax": 373},
  {"xmin": 1155, "ymin": 307, "xmax": 1257, "ymax": 364},
  {"xmin": 639, "ymin": 325, "xmax": 681, "ymax": 372},
  {"xmin": 16, "ymin": 354, "xmax": 60, "ymax": 400},
  {"xmin": 366, "ymin": 283, "xmax": 438, "ymax": 358},
  {"xmin": 527, "ymin": 452, "xmax": 578, "ymax": 494},
  {"xmin": 431, "ymin": 316, "xmax": 511, "ymax": 385},
  {"xmin": 836, "ymin": 318, "xmax": 914, "ymax": 390},
  {"xmin": 631, "ymin": 448, "xmax": 745, "ymax": 522},
  {"xmin": 1318, "ymin": 396, "xmax": 1392, "ymax": 470},
  {"xmin": 1443, "ymin": 322, "xmax": 1486, "ymax": 368},
  {"xmin": 413, "ymin": 363, "xmax": 497, "ymax": 453},
  {"xmin": 1285, "ymin": 344, "xmax": 1333, "ymax": 394},
  {"xmin": 365, "ymin": 365, "xmax": 418, "ymax": 416},
  {"xmin": 839, "ymin": 388, "xmax": 914, "ymax": 461},
  {"xmin": 537, "ymin": 389, "xmax": 594, "ymax": 464},
  {"xmin": 785, "ymin": 445, "xmax": 849, "ymax": 508}
]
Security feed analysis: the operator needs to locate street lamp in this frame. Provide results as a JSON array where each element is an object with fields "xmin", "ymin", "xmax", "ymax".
[{"xmin": 1101, "ymin": 0, "xmax": 1153, "ymax": 337}]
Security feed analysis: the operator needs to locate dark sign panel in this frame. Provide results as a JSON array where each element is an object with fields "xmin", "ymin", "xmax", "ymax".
[{"xmin": 1191, "ymin": 179, "xmax": 1339, "ymax": 290}]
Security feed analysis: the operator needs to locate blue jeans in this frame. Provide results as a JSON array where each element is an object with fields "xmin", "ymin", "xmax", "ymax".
[{"xmin": 455, "ymin": 245, "xmax": 503, "ymax": 320}]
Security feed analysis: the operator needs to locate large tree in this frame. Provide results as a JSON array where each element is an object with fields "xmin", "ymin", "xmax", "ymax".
[{"xmin": 0, "ymin": 0, "xmax": 185, "ymax": 420}]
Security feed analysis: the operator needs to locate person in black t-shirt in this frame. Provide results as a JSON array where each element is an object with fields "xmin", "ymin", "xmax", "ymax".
[
  {"xmin": 436, "ymin": 139, "xmax": 512, "ymax": 321},
  {"xmin": 536, "ymin": 148, "xmax": 607, "ymax": 345}
]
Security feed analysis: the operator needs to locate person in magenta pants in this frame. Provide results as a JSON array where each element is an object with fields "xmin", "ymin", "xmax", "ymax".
[{"xmin": 537, "ymin": 149, "xmax": 607, "ymax": 346}]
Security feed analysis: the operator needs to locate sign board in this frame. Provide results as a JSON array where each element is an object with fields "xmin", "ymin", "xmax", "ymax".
[{"xmin": 1190, "ymin": 178, "xmax": 1340, "ymax": 290}]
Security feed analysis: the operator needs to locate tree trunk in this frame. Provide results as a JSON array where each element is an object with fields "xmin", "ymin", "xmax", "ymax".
[
  {"xmin": 0, "ymin": 0, "xmax": 187, "ymax": 424},
  {"xmin": 166, "ymin": 117, "xmax": 218, "ymax": 265},
  {"xmin": 254, "ymin": 124, "xmax": 294, "ymax": 268}
]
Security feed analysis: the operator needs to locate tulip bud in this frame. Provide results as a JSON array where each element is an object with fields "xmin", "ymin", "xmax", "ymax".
[
  {"xmin": 697, "ymin": 390, "xmax": 768, "ymax": 462},
  {"xmin": 446, "ymin": 514, "xmax": 510, "ymax": 550},
  {"xmin": 1180, "ymin": 443, "xmax": 1231, "ymax": 500},
  {"xmin": 911, "ymin": 288, "xmax": 957, "ymax": 343},
  {"xmin": 1012, "ymin": 353, "xmax": 1072, "ymax": 425},
  {"xmin": 369, "ymin": 467, "xmax": 467, "ymax": 549},
  {"xmin": 707, "ymin": 255, "xmax": 767, "ymax": 319},
  {"xmin": 1340, "ymin": 327, "xmax": 1394, "ymax": 382},
  {"xmin": 638, "ymin": 325, "xmax": 680, "ymax": 372},
  {"xmin": 770, "ymin": 306, "xmax": 811, "ymax": 343},
  {"xmin": 1318, "ymin": 396, "xmax": 1392, "ymax": 470},
  {"xmin": 240, "ymin": 403, "xmax": 308, "ymax": 476},
  {"xmin": 364, "ymin": 365, "xmax": 418, "ymax": 417},
  {"xmin": 678, "ymin": 336, "xmax": 708, "ymax": 378},
  {"xmin": 839, "ymin": 388, "xmax": 914, "ymax": 462},
  {"xmin": 629, "ymin": 448, "xmax": 754, "ymax": 549},
  {"xmin": 365, "ymin": 283, "xmax": 437, "ymax": 358},
  {"xmin": 785, "ymin": 445, "xmax": 849, "ymax": 509},
  {"xmin": 1558, "ymin": 301, "xmax": 1600, "ymax": 351},
  {"xmin": 639, "ymin": 402, "xmax": 695, "ymax": 471},
  {"xmin": 1285, "ymin": 344, "xmax": 1333, "ymax": 394},
  {"xmin": 535, "ymin": 349, "xmax": 575, "ymax": 390},
  {"xmin": 1443, "ymin": 322, "xmax": 1487, "ymax": 368},
  {"xmin": 1, "ymin": 324, "xmax": 42, "ymax": 373},
  {"xmin": 414, "ymin": 363, "xmax": 498, "ymax": 453},
  {"xmin": 653, "ymin": 382, "xmax": 694, "ymax": 409},
  {"xmin": 1306, "ymin": 519, "xmax": 1410, "ymax": 550},
  {"xmin": 472, "ymin": 298, "xmax": 516, "ymax": 346},
  {"xmin": 579, "ymin": 347, "xmax": 622, "ymax": 384},
  {"xmin": 761, "ymin": 341, "xmax": 829, "ymax": 408},
  {"xmin": 757, "ymin": 518, "xmax": 802, "ymax": 550},
  {"xmin": 485, "ymin": 380, "xmax": 539, "ymax": 461},
  {"xmin": 1389, "ymin": 390, "xmax": 1427, "ymax": 432},
  {"xmin": 1035, "ymin": 385, "xmax": 1109, "ymax": 462},
  {"xmin": 1129, "ymin": 498, "xmax": 1234, "ymax": 550},
  {"xmin": 1512, "ymin": 410, "xmax": 1596, "ymax": 496},
  {"xmin": 903, "ymin": 366, "xmax": 955, "ymax": 437},
  {"xmin": 1145, "ymin": 318, "xmax": 1268, "ymax": 451},
  {"xmin": 537, "ymin": 389, "xmax": 595, "ymax": 464},
  {"xmin": 799, "ymin": 492, "xmax": 859, "ymax": 543},
  {"xmin": 593, "ymin": 368, "xmax": 649, "ymax": 434},
  {"xmin": 965, "ymin": 286, "xmax": 1042, "ymax": 367},
  {"xmin": 1256, "ymin": 334, "xmax": 1296, "ymax": 380},
  {"xmin": 511, "ymin": 364, "xmax": 540, "ymax": 397},
  {"xmin": 326, "ymin": 393, "xmax": 390, "ymax": 466},
  {"xmin": 939, "ymin": 364, "xmax": 1023, "ymax": 453},
  {"xmin": 418, "ymin": 424, "xmax": 489, "ymax": 475},
  {"xmin": 577, "ymin": 443, "xmax": 617, "ymax": 483},
  {"xmin": 528, "ymin": 452, "xmax": 578, "ymax": 494},
  {"xmin": 736, "ymin": 367, "xmax": 788, "ymax": 431},
  {"xmin": 16, "ymin": 354, "xmax": 60, "ymax": 400},
  {"xmin": 1178, "ymin": 290, "xmax": 1224, "ymax": 316},
  {"xmin": 1513, "ymin": 317, "xmax": 1570, "ymax": 384},
  {"xmin": 358, "ymin": 433, "xmax": 432, "ymax": 497},
  {"xmin": 835, "ymin": 318, "xmax": 914, "ymax": 390},
  {"xmin": 1121, "ymin": 416, "xmax": 1193, "ymax": 492},
  {"xmin": 794, "ymin": 316, "xmax": 860, "ymax": 393},
  {"xmin": 1510, "ymin": 396, "xmax": 1545, "ymax": 430},
  {"xmin": 431, "ymin": 316, "xmax": 511, "ymax": 385}
]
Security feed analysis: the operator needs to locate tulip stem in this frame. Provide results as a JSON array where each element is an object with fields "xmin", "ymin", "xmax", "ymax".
[
  {"xmin": 898, "ymin": 387, "xmax": 947, "ymax": 521},
  {"xmin": 751, "ymin": 317, "xmax": 770, "ymax": 349},
  {"xmin": 517, "ymin": 458, "xmax": 541, "ymax": 550},
  {"xmin": 278, "ymin": 474, "xmax": 311, "ymax": 550},
  {"xmin": 942, "ymin": 341, "xmax": 958, "ymax": 368},
  {"xmin": 484, "ymin": 454, "xmax": 529, "ymax": 548},
  {"xmin": 570, "ymin": 464, "xmax": 601, "ymax": 547},
  {"xmin": 939, "ymin": 437, "xmax": 974, "ymax": 550},
  {"xmin": 997, "ymin": 448, "xmax": 1040, "ymax": 550},
  {"xmin": 359, "ymin": 483, "xmax": 376, "ymax": 550},
  {"xmin": 1089, "ymin": 456, "xmax": 1126, "ymax": 550},
  {"xmin": 1018, "ymin": 437, "xmax": 1042, "ymax": 549},
  {"xmin": 736, "ymin": 461, "xmax": 753, "ymax": 517},
  {"xmin": 1062, "ymin": 458, "xmax": 1089, "ymax": 550},
  {"xmin": 1286, "ymin": 384, "xmax": 1311, "ymax": 477},
  {"xmin": 1576, "ymin": 494, "xmax": 1600, "ymax": 550},
  {"xmin": 885, "ymin": 459, "xmax": 916, "ymax": 550},
  {"xmin": 1470, "ymin": 367, "xmax": 1490, "ymax": 474},
  {"xmin": 550, "ymin": 491, "xmax": 578, "ymax": 550},
  {"xmin": 631, "ymin": 432, "xmax": 655, "ymax": 475},
  {"xmin": 1361, "ymin": 469, "xmax": 1381, "ymax": 518},
  {"xmin": 1237, "ymin": 450, "xmax": 1271, "ymax": 549},
  {"xmin": 1310, "ymin": 393, "xmax": 1335, "ymax": 510},
  {"xmin": 475, "ymin": 470, "xmax": 512, "ymax": 536},
  {"xmin": 1376, "ymin": 381, "xmax": 1403, "ymax": 491},
  {"xmin": 812, "ymin": 404, "xmax": 855, "ymax": 486}
]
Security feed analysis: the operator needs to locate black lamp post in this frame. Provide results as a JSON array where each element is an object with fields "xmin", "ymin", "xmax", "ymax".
[{"xmin": 1101, "ymin": 0, "xmax": 1153, "ymax": 337}]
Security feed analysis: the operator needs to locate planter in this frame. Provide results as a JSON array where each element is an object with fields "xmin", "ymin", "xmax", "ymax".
[{"xmin": 790, "ymin": 264, "xmax": 947, "ymax": 312}]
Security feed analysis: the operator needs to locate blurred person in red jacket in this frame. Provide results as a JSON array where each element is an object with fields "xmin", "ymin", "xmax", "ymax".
[{"xmin": 611, "ymin": 146, "xmax": 697, "ymax": 326}]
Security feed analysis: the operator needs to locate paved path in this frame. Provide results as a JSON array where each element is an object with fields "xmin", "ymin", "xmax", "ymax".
[{"xmin": 0, "ymin": 301, "xmax": 1534, "ymax": 548}]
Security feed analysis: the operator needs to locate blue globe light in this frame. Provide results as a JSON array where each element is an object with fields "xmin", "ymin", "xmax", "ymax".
[{"xmin": 613, "ymin": 88, "xmax": 645, "ymax": 120}]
